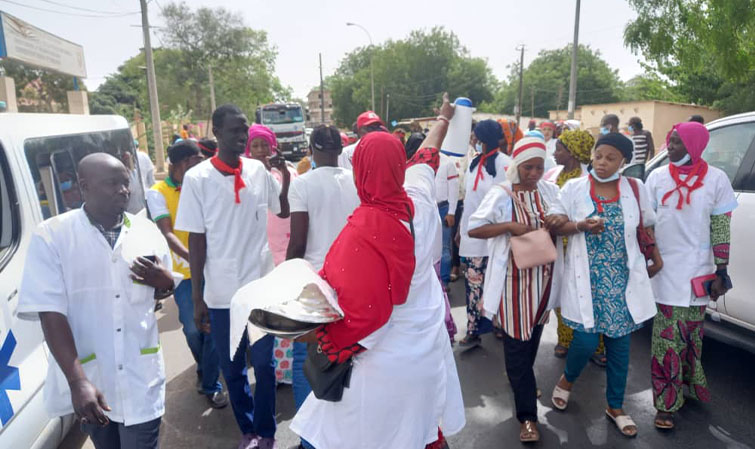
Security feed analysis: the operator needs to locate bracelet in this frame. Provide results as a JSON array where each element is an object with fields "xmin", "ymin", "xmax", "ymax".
[
  {"xmin": 575, "ymin": 221, "xmax": 583, "ymax": 232},
  {"xmin": 436, "ymin": 115, "xmax": 450, "ymax": 124}
]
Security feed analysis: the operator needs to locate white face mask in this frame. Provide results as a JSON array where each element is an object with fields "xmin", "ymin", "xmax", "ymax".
[
  {"xmin": 589, "ymin": 168, "xmax": 620, "ymax": 183},
  {"xmin": 600, "ymin": 127, "xmax": 611, "ymax": 135},
  {"xmin": 671, "ymin": 153, "xmax": 692, "ymax": 167},
  {"xmin": 475, "ymin": 142, "xmax": 483, "ymax": 153}
]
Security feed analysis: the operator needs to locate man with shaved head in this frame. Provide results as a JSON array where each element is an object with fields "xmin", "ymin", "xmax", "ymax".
[{"xmin": 18, "ymin": 152, "xmax": 175, "ymax": 449}]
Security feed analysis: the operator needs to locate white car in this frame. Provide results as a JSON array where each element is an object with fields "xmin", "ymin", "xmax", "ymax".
[
  {"xmin": 629, "ymin": 112, "xmax": 755, "ymax": 352},
  {"xmin": 0, "ymin": 113, "xmax": 146, "ymax": 447}
]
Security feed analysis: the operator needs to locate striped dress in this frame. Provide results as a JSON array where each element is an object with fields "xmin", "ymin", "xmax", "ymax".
[
  {"xmin": 499, "ymin": 190, "xmax": 553, "ymax": 341},
  {"xmin": 631, "ymin": 132, "xmax": 649, "ymax": 164}
]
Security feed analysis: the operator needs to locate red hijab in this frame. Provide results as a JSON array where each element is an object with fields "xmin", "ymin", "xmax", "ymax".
[
  {"xmin": 662, "ymin": 122, "xmax": 710, "ymax": 209},
  {"xmin": 320, "ymin": 132, "xmax": 416, "ymax": 350}
]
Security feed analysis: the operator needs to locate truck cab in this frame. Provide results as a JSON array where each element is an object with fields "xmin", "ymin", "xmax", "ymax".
[{"xmin": 255, "ymin": 103, "xmax": 308, "ymax": 161}]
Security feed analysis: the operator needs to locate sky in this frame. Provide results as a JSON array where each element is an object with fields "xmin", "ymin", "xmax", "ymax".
[{"xmin": 1, "ymin": 0, "xmax": 646, "ymax": 99}]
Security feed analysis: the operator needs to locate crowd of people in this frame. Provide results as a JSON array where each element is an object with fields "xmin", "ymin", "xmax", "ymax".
[{"xmin": 15, "ymin": 91, "xmax": 734, "ymax": 448}]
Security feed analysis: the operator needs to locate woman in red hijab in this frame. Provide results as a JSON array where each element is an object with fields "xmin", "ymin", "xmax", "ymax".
[{"xmin": 317, "ymin": 131, "xmax": 416, "ymax": 354}]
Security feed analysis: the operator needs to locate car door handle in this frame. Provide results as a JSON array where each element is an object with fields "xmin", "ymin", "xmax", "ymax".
[{"xmin": 6, "ymin": 289, "xmax": 17, "ymax": 302}]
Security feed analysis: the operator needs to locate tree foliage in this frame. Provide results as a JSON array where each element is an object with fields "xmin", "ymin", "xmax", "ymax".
[
  {"xmin": 620, "ymin": 73, "xmax": 683, "ymax": 103},
  {"xmin": 328, "ymin": 27, "xmax": 495, "ymax": 127},
  {"xmin": 0, "ymin": 59, "xmax": 83, "ymax": 112},
  {"xmin": 625, "ymin": 0, "xmax": 755, "ymax": 113},
  {"xmin": 91, "ymin": 2, "xmax": 289, "ymax": 129},
  {"xmin": 479, "ymin": 45, "xmax": 622, "ymax": 118}
]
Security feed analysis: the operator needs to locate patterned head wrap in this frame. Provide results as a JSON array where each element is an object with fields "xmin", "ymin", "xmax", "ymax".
[
  {"xmin": 558, "ymin": 129, "xmax": 594, "ymax": 165},
  {"xmin": 497, "ymin": 119, "xmax": 524, "ymax": 154}
]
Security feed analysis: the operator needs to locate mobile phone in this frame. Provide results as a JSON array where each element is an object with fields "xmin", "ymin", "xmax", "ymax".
[{"xmin": 143, "ymin": 255, "xmax": 157, "ymax": 263}]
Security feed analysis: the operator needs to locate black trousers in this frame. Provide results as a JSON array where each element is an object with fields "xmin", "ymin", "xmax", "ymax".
[
  {"xmin": 502, "ymin": 325, "xmax": 544, "ymax": 423},
  {"xmin": 451, "ymin": 200, "xmax": 463, "ymax": 267}
]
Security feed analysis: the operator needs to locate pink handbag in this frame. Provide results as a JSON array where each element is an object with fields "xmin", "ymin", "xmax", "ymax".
[{"xmin": 499, "ymin": 185, "xmax": 557, "ymax": 269}]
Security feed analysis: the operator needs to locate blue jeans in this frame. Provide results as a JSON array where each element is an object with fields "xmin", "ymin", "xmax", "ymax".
[
  {"xmin": 438, "ymin": 202, "xmax": 452, "ymax": 284},
  {"xmin": 173, "ymin": 280, "xmax": 222, "ymax": 394},
  {"xmin": 564, "ymin": 330, "xmax": 631, "ymax": 409},
  {"xmin": 209, "ymin": 308, "xmax": 276, "ymax": 438},
  {"xmin": 293, "ymin": 342, "xmax": 315, "ymax": 449}
]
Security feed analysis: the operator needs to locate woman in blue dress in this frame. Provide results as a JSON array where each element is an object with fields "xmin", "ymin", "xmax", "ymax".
[{"xmin": 547, "ymin": 133, "xmax": 662, "ymax": 437}]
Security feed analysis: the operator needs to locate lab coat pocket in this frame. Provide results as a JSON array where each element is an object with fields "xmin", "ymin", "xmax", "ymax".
[
  {"xmin": 135, "ymin": 345, "xmax": 165, "ymax": 390},
  {"xmin": 48, "ymin": 352, "xmax": 103, "ymax": 414}
]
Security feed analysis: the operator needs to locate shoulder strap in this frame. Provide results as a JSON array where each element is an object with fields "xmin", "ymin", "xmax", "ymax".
[
  {"xmin": 405, "ymin": 204, "xmax": 415, "ymax": 241},
  {"xmin": 627, "ymin": 178, "xmax": 645, "ymax": 228}
]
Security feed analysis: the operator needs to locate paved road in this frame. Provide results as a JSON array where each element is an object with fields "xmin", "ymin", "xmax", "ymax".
[{"xmin": 60, "ymin": 280, "xmax": 755, "ymax": 449}]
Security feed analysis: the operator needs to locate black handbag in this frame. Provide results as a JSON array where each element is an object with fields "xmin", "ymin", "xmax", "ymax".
[{"xmin": 303, "ymin": 343, "xmax": 354, "ymax": 402}]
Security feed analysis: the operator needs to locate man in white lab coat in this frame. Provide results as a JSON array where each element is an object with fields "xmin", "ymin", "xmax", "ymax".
[{"xmin": 18, "ymin": 153, "xmax": 175, "ymax": 449}]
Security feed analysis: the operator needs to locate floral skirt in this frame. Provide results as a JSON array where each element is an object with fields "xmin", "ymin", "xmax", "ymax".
[
  {"xmin": 651, "ymin": 304, "xmax": 710, "ymax": 412},
  {"xmin": 273, "ymin": 337, "xmax": 294, "ymax": 384}
]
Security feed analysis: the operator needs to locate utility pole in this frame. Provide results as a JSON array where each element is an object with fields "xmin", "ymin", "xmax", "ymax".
[
  {"xmin": 139, "ymin": 0, "xmax": 165, "ymax": 173},
  {"xmin": 515, "ymin": 45, "xmax": 525, "ymax": 127},
  {"xmin": 567, "ymin": 0, "xmax": 581, "ymax": 120},
  {"xmin": 385, "ymin": 93, "xmax": 390, "ymax": 125},
  {"xmin": 208, "ymin": 65, "xmax": 216, "ymax": 114},
  {"xmin": 319, "ymin": 53, "xmax": 325, "ymax": 124}
]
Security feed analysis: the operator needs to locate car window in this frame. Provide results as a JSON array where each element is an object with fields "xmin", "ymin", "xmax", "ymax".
[
  {"xmin": 23, "ymin": 129, "xmax": 144, "ymax": 217},
  {"xmin": 0, "ymin": 144, "xmax": 20, "ymax": 271},
  {"xmin": 702, "ymin": 123, "xmax": 755, "ymax": 184}
]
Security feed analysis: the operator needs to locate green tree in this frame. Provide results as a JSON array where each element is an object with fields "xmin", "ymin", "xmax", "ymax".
[
  {"xmin": 624, "ymin": 0, "xmax": 755, "ymax": 113},
  {"xmin": 158, "ymin": 1, "xmax": 289, "ymax": 117},
  {"xmin": 328, "ymin": 27, "xmax": 495, "ymax": 127},
  {"xmin": 479, "ymin": 45, "xmax": 622, "ymax": 118},
  {"xmin": 0, "ymin": 59, "xmax": 84, "ymax": 112},
  {"xmin": 620, "ymin": 73, "xmax": 684, "ymax": 103}
]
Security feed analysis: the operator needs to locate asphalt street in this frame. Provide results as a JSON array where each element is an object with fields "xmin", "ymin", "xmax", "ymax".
[{"xmin": 60, "ymin": 279, "xmax": 755, "ymax": 449}]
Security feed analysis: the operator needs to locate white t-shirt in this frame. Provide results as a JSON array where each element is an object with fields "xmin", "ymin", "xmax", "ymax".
[
  {"xmin": 137, "ymin": 151, "xmax": 156, "ymax": 188},
  {"xmin": 288, "ymin": 166, "xmax": 360, "ymax": 270},
  {"xmin": 459, "ymin": 152, "xmax": 511, "ymax": 257},
  {"xmin": 646, "ymin": 166, "xmax": 737, "ymax": 306},
  {"xmin": 338, "ymin": 141, "xmax": 359, "ymax": 170},
  {"xmin": 435, "ymin": 154, "xmax": 459, "ymax": 214},
  {"xmin": 174, "ymin": 158, "xmax": 281, "ymax": 309}
]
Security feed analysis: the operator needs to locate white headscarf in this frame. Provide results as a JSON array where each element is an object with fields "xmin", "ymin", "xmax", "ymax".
[{"xmin": 505, "ymin": 137, "xmax": 547, "ymax": 184}]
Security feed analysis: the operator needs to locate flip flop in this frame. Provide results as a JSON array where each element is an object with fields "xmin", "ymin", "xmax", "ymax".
[
  {"xmin": 606, "ymin": 410, "xmax": 638, "ymax": 437},
  {"xmin": 654, "ymin": 411, "xmax": 674, "ymax": 430},
  {"xmin": 554, "ymin": 345, "xmax": 568, "ymax": 358},
  {"xmin": 551, "ymin": 384, "xmax": 571, "ymax": 411}
]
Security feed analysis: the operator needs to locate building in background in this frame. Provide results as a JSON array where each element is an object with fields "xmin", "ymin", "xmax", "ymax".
[
  {"xmin": 549, "ymin": 100, "xmax": 721, "ymax": 139},
  {"xmin": 307, "ymin": 88, "xmax": 333, "ymax": 126}
]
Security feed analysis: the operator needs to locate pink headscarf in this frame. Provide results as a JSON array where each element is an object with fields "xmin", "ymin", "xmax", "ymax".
[
  {"xmin": 665, "ymin": 122, "xmax": 710, "ymax": 171},
  {"xmin": 245, "ymin": 124, "xmax": 278, "ymax": 157}
]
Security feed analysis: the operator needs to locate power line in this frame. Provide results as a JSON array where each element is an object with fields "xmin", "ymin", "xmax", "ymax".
[
  {"xmin": 0, "ymin": 0, "xmax": 140, "ymax": 18},
  {"xmin": 36, "ymin": 0, "xmax": 139, "ymax": 15}
]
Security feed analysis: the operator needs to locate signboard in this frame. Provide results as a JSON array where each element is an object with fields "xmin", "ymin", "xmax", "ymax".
[{"xmin": 0, "ymin": 11, "xmax": 86, "ymax": 78}]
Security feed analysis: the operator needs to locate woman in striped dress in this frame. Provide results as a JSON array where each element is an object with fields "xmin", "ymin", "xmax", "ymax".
[{"xmin": 468, "ymin": 137, "xmax": 564, "ymax": 443}]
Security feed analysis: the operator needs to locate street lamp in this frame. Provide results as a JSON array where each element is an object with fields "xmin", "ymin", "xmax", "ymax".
[{"xmin": 346, "ymin": 22, "xmax": 375, "ymax": 112}]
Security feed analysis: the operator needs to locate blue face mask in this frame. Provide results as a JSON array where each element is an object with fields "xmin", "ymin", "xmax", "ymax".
[
  {"xmin": 475, "ymin": 142, "xmax": 483, "ymax": 153},
  {"xmin": 628, "ymin": 125, "xmax": 634, "ymax": 133},
  {"xmin": 60, "ymin": 180, "xmax": 73, "ymax": 192},
  {"xmin": 589, "ymin": 168, "xmax": 620, "ymax": 183},
  {"xmin": 600, "ymin": 127, "xmax": 611, "ymax": 135},
  {"xmin": 310, "ymin": 158, "xmax": 317, "ymax": 169},
  {"xmin": 671, "ymin": 153, "xmax": 692, "ymax": 167}
]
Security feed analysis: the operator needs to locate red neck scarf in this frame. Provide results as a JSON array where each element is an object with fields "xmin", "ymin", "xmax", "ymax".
[
  {"xmin": 662, "ymin": 161, "xmax": 708, "ymax": 210},
  {"xmin": 210, "ymin": 156, "xmax": 246, "ymax": 204},
  {"xmin": 473, "ymin": 150, "xmax": 496, "ymax": 191},
  {"xmin": 319, "ymin": 133, "xmax": 415, "ymax": 350},
  {"xmin": 589, "ymin": 175, "xmax": 620, "ymax": 213}
]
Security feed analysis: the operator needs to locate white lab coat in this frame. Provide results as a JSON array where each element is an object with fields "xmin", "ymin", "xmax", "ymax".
[
  {"xmin": 469, "ymin": 180, "xmax": 563, "ymax": 319},
  {"xmin": 645, "ymin": 166, "xmax": 738, "ymax": 306},
  {"xmin": 549, "ymin": 176, "xmax": 658, "ymax": 329},
  {"xmin": 17, "ymin": 209, "xmax": 173, "ymax": 425},
  {"xmin": 291, "ymin": 163, "xmax": 466, "ymax": 448}
]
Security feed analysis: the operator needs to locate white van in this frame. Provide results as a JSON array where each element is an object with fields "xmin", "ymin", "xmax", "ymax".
[{"xmin": 0, "ymin": 113, "xmax": 146, "ymax": 448}]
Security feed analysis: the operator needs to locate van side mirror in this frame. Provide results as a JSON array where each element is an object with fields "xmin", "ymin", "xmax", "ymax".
[{"xmin": 622, "ymin": 163, "xmax": 646, "ymax": 181}]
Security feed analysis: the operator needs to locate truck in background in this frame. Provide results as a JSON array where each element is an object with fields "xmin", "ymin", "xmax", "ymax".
[{"xmin": 255, "ymin": 103, "xmax": 308, "ymax": 161}]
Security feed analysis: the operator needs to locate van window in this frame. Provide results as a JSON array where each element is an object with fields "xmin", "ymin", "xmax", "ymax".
[
  {"xmin": 24, "ymin": 129, "xmax": 145, "ymax": 217},
  {"xmin": 0, "ymin": 144, "xmax": 20, "ymax": 271},
  {"xmin": 703, "ymin": 122, "xmax": 755, "ymax": 184}
]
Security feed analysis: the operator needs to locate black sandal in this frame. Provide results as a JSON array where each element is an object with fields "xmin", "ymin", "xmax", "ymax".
[{"xmin": 654, "ymin": 411, "xmax": 674, "ymax": 430}]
